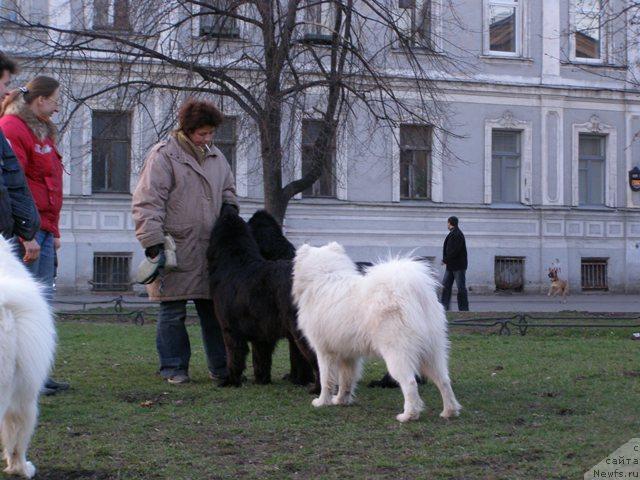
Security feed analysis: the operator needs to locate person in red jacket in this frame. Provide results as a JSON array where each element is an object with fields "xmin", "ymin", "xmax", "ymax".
[
  {"xmin": 0, "ymin": 75, "xmax": 69, "ymax": 394},
  {"xmin": 0, "ymin": 76, "xmax": 62, "ymax": 287}
]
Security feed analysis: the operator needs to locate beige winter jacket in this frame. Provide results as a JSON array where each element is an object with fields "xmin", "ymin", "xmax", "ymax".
[{"xmin": 131, "ymin": 133, "xmax": 238, "ymax": 301}]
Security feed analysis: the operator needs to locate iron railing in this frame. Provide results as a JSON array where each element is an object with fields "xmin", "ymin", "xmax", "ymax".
[{"xmin": 54, "ymin": 296, "xmax": 640, "ymax": 335}]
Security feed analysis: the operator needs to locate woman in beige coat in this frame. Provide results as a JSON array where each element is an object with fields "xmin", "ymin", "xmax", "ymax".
[{"xmin": 132, "ymin": 99, "xmax": 238, "ymax": 384}]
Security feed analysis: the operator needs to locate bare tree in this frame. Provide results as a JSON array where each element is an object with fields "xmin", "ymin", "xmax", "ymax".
[{"xmin": 1, "ymin": 0, "xmax": 463, "ymax": 222}]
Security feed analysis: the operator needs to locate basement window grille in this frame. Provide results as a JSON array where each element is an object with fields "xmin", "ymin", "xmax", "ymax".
[
  {"xmin": 581, "ymin": 257, "xmax": 608, "ymax": 291},
  {"xmin": 495, "ymin": 256, "xmax": 525, "ymax": 292},
  {"xmin": 92, "ymin": 252, "xmax": 132, "ymax": 291}
]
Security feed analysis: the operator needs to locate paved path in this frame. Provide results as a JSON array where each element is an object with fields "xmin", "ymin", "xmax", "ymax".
[
  {"xmin": 52, "ymin": 292, "xmax": 640, "ymax": 314},
  {"xmin": 467, "ymin": 294, "xmax": 639, "ymax": 313}
]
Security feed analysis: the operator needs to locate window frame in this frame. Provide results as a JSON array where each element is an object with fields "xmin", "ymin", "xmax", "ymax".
[
  {"xmin": 571, "ymin": 116, "xmax": 617, "ymax": 207},
  {"xmin": 92, "ymin": 0, "xmax": 131, "ymax": 31},
  {"xmin": 300, "ymin": 118, "xmax": 337, "ymax": 198},
  {"xmin": 198, "ymin": 0, "xmax": 241, "ymax": 39},
  {"xmin": 215, "ymin": 116, "xmax": 238, "ymax": 174},
  {"xmin": 397, "ymin": 0, "xmax": 434, "ymax": 51},
  {"xmin": 569, "ymin": 0, "xmax": 608, "ymax": 64},
  {"xmin": 484, "ymin": 112, "xmax": 532, "ymax": 205},
  {"xmin": 578, "ymin": 133, "xmax": 606, "ymax": 206},
  {"xmin": 491, "ymin": 129, "xmax": 522, "ymax": 204},
  {"xmin": 399, "ymin": 123, "xmax": 433, "ymax": 200},
  {"xmin": 91, "ymin": 110, "xmax": 132, "ymax": 195},
  {"xmin": 300, "ymin": 0, "xmax": 335, "ymax": 45},
  {"xmin": 483, "ymin": 0, "xmax": 523, "ymax": 58}
]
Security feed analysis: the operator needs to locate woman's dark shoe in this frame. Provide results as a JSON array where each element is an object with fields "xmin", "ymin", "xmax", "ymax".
[
  {"xmin": 368, "ymin": 372, "xmax": 425, "ymax": 388},
  {"xmin": 45, "ymin": 378, "xmax": 70, "ymax": 391}
]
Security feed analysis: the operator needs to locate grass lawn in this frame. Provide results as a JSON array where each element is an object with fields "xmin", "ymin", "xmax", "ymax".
[{"xmin": 8, "ymin": 319, "xmax": 639, "ymax": 480}]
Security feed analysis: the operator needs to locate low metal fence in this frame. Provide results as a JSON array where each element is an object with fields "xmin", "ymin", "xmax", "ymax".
[{"xmin": 55, "ymin": 296, "xmax": 640, "ymax": 335}]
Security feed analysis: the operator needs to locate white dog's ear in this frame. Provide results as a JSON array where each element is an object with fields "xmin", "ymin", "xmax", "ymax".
[
  {"xmin": 326, "ymin": 241, "xmax": 344, "ymax": 253},
  {"xmin": 297, "ymin": 244, "xmax": 311, "ymax": 256}
]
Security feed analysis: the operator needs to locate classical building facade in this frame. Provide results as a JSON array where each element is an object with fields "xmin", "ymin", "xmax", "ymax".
[{"xmin": 2, "ymin": 0, "xmax": 640, "ymax": 294}]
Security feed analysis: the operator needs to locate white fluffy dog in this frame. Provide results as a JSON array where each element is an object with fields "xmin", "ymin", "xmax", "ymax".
[
  {"xmin": 0, "ymin": 236, "xmax": 56, "ymax": 478},
  {"xmin": 292, "ymin": 242, "xmax": 461, "ymax": 423}
]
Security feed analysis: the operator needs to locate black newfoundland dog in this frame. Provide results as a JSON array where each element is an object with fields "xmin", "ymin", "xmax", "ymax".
[{"xmin": 207, "ymin": 209, "xmax": 318, "ymax": 389}]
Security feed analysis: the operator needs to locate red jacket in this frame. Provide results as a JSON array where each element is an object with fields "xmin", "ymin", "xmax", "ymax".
[{"xmin": 0, "ymin": 114, "xmax": 63, "ymax": 237}]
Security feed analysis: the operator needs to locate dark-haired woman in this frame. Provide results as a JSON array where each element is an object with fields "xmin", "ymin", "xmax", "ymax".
[
  {"xmin": 0, "ymin": 75, "xmax": 69, "ymax": 394},
  {"xmin": 132, "ymin": 98, "xmax": 238, "ymax": 385}
]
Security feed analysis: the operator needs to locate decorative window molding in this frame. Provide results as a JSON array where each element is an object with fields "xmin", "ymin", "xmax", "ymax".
[
  {"xmin": 80, "ymin": 106, "xmax": 93, "ymax": 196},
  {"xmin": 335, "ymin": 127, "xmax": 348, "ymax": 200},
  {"xmin": 571, "ymin": 115, "xmax": 617, "ymax": 207},
  {"xmin": 233, "ymin": 117, "xmax": 249, "ymax": 198},
  {"xmin": 484, "ymin": 111, "xmax": 532, "ymax": 205},
  {"xmin": 392, "ymin": 125, "xmax": 400, "ymax": 202},
  {"xmin": 482, "ymin": 0, "xmax": 527, "ymax": 58}
]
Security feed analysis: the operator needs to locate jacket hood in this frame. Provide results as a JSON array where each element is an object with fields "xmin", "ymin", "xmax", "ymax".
[{"xmin": 3, "ymin": 95, "xmax": 57, "ymax": 142}]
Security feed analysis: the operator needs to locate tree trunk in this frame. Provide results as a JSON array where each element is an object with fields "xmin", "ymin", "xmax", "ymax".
[{"xmin": 260, "ymin": 101, "xmax": 288, "ymax": 225}]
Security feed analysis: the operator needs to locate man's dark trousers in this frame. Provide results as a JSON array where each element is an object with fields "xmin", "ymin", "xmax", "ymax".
[{"xmin": 441, "ymin": 269, "xmax": 469, "ymax": 311}]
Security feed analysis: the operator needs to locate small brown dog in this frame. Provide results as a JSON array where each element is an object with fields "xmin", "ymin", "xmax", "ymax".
[{"xmin": 547, "ymin": 267, "xmax": 569, "ymax": 302}]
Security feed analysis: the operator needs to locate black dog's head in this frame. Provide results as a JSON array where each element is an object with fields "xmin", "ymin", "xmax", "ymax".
[
  {"xmin": 207, "ymin": 209, "xmax": 262, "ymax": 268},
  {"xmin": 248, "ymin": 210, "xmax": 295, "ymax": 261}
]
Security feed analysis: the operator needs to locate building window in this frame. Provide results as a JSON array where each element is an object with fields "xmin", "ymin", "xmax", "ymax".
[
  {"xmin": 301, "ymin": 0, "xmax": 335, "ymax": 45},
  {"xmin": 301, "ymin": 119, "xmax": 336, "ymax": 198},
  {"xmin": 578, "ymin": 134, "xmax": 605, "ymax": 206},
  {"xmin": 398, "ymin": 0, "xmax": 432, "ymax": 49},
  {"xmin": 200, "ymin": 0, "xmax": 240, "ymax": 38},
  {"xmin": 93, "ymin": 0, "xmax": 130, "ymax": 30},
  {"xmin": 216, "ymin": 116, "xmax": 237, "ymax": 173},
  {"xmin": 491, "ymin": 129, "xmax": 521, "ymax": 203},
  {"xmin": 574, "ymin": 0, "xmax": 602, "ymax": 60},
  {"xmin": 484, "ymin": 0, "xmax": 521, "ymax": 56},
  {"xmin": 0, "ymin": 0, "xmax": 18, "ymax": 22},
  {"xmin": 92, "ymin": 111, "xmax": 131, "ymax": 194},
  {"xmin": 92, "ymin": 252, "xmax": 131, "ymax": 291},
  {"xmin": 400, "ymin": 124, "xmax": 432, "ymax": 199}
]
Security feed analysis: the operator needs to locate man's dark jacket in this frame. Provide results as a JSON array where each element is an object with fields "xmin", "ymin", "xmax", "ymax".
[
  {"xmin": 0, "ymin": 130, "xmax": 40, "ymax": 240},
  {"xmin": 442, "ymin": 227, "xmax": 468, "ymax": 271}
]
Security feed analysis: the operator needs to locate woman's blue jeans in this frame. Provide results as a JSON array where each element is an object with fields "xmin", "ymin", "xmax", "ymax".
[{"xmin": 156, "ymin": 299, "xmax": 228, "ymax": 379}]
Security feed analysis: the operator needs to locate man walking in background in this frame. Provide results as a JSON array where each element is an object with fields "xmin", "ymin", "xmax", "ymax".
[{"xmin": 441, "ymin": 216, "xmax": 469, "ymax": 312}]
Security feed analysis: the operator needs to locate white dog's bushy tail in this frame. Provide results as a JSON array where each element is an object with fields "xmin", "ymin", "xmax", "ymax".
[
  {"xmin": 0, "ymin": 292, "xmax": 18, "ymax": 389},
  {"xmin": 0, "ymin": 279, "xmax": 55, "ymax": 390},
  {"xmin": 365, "ymin": 258, "xmax": 448, "ymax": 369}
]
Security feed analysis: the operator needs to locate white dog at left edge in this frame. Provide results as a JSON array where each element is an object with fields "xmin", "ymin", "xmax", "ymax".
[
  {"xmin": 0, "ymin": 236, "xmax": 56, "ymax": 478},
  {"xmin": 292, "ymin": 242, "xmax": 461, "ymax": 423}
]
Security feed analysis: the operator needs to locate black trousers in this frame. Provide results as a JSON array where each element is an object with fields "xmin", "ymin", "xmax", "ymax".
[{"xmin": 441, "ymin": 269, "xmax": 469, "ymax": 311}]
